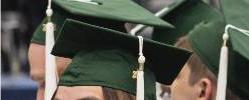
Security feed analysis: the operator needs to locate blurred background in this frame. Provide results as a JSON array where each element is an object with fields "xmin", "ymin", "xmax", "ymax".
[
  {"xmin": 1, "ymin": 0, "xmax": 214, "ymax": 100},
  {"xmin": 1, "ymin": 0, "xmax": 46, "ymax": 99}
]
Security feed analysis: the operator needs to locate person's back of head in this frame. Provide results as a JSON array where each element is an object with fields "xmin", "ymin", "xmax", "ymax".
[{"xmin": 172, "ymin": 36, "xmax": 240, "ymax": 100}]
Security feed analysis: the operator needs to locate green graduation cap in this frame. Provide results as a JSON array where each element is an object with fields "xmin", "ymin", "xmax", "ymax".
[
  {"xmin": 51, "ymin": 19, "xmax": 191, "ymax": 100},
  {"xmin": 152, "ymin": 0, "xmax": 222, "ymax": 45},
  {"xmin": 31, "ymin": 0, "xmax": 175, "ymax": 45},
  {"xmin": 187, "ymin": 0, "xmax": 249, "ymax": 98},
  {"xmin": 221, "ymin": 0, "xmax": 249, "ymax": 60},
  {"xmin": 52, "ymin": 0, "xmax": 173, "ymax": 28}
]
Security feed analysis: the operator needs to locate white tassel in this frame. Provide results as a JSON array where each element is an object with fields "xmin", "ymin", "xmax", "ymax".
[
  {"xmin": 216, "ymin": 40, "xmax": 228, "ymax": 100},
  {"xmin": 45, "ymin": 22, "xmax": 57, "ymax": 100},
  {"xmin": 44, "ymin": 0, "xmax": 58, "ymax": 99},
  {"xmin": 129, "ymin": 7, "xmax": 170, "ymax": 36},
  {"xmin": 136, "ymin": 70, "xmax": 144, "ymax": 100},
  {"xmin": 216, "ymin": 24, "xmax": 249, "ymax": 100},
  {"xmin": 130, "ymin": 24, "xmax": 145, "ymax": 36},
  {"xmin": 216, "ymin": 46, "xmax": 228, "ymax": 100},
  {"xmin": 136, "ymin": 36, "xmax": 145, "ymax": 100},
  {"xmin": 154, "ymin": 7, "xmax": 170, "ymax": 18},
  {"xmin": 216, "ymin": 26, "xmax": 229, "ymax": 100},
  {"xmin": 224, "ymin": 24, "xmax": 249, "ymax": 37},
  {"xmin": 71, "ymin": 0, "xmax": 101, "ymax": 5}
]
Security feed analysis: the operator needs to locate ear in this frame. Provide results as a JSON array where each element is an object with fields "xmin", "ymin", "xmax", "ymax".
[{"xmin": 196, "ymin": 78, "xmax": 213, "ymax": 100}]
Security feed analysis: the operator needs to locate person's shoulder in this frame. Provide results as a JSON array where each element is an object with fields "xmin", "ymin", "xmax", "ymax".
[{"xmin": 30, "ymin": 19, "xmax": 46, "ymax": 45}]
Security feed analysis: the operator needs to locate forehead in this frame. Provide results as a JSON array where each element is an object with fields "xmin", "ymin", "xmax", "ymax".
[{"xmin": 54, "ymin": 86, "xmax": 104, "ymax": 100}]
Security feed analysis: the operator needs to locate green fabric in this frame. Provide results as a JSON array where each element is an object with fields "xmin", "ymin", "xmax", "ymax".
[
  {"xmin": 157, "ymin": 0, "xmax": 249, "ymax": 98},
  {"xmin": 152, "ymin": 0, "xmax": 222, "ymax": 45},
  {"xmin": 52, "ymin": 19, "xmax": 191, "ymax": 85},
  {"xmin": 31, "ymin": 0, "xmax": 173, "ymax": 44},
  {"xmin": 53, "ymin": 0, "xmax": 173, "ymax": 28},
  {"xmin": 30, "ymin": 3, "xmax": 126, "ymax": 44},
  {"xmin": 221, "ymin": 0, "xmax": 249, "ymax": 60},
  {"xmin": 30, "ymin": 12, "xmax": 66, "ymax": 45},
  {"xmin": 221, "ymin": 0, "xmax": 249, "ymax": 98},
  {"xmin": 59, "ymin": 49, "xmax": 156, "ymax": 100},
  {"xmin": 188, "ymin": 20, "xmax": 249, "ymax": 99},
  {"xmin": 30, "ymin": 19, "xmax": 46, "ymax": 45},
  {"xmin": 188, "ymin": 20, "xmax": 225, "ymax": 77},
  {"xmin": 30, "ymin": 11, "xmax": 125, "ymax": 44}
]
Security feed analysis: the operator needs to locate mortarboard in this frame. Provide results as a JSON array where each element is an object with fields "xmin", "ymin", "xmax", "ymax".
[
  {"xmin": 51, "ymin": 19, "xmax": 191, "ymax": 100},
  {"xmin": 150, "ymin": 0, "xmax": 249, "ymax": 99},
  {"xmin": 216, "ymin": 0, "xmax": 249, "ymax": 99},
  {"xmin": 187, "ymin": 1, "xmax": 249, "ymax": 98},
  {"xmin": 152, "ymin": 0, "xmax": 222, "ymax": 45},
  {"xmin": 32, "ymin": 0, "xmax": 175, "ymax": 99},
  {"xmin": 52, "ymin": 0, "xmax": 173, "ymax": 28},
  {"xmin": 31, "ymin": 0, "xmax": 175, "ymax": 45}
]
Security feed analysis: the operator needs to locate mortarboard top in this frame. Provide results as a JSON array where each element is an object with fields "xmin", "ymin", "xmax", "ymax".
[
  {"xmin": 31, "ymin": 0, "xmax": 174, "ymax": 45},
  {"xmin": 51, "ymin": 19, "xmax": 191, "ymax": 99},
  {"xmin": 188, "ymin": 14, "xmax": 249, "ymax": 99},
  {"xmin": 220, "ymin": 0, "xmax": 249, "ymax": 60},
  {"xmin": 52, "ymin": 0, "xmax": 173, "ymax": 28},
  {"xmin": 220, "ymin": 0, "xmax": 249, "ymax": 98},
  {"xmin": 152, "ymin": 0, "xmax": 222, "ymax": 45},
  {"xmin": 30, "ymin": 8, "xmax": 127, "ymax": 45}
]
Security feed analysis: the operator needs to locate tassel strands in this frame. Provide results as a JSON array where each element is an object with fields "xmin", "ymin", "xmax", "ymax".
[
  {"xmin": 216, "ymin": 31, "xmax": 229, "ymax": 100},
  {"xmin": 44, "ymin": 0, "xmax": 57, "ymax": 100},
  {"xmin": 216, "ymin": 24, "xmax": 249, "ymax": 100},
  {"xmin": 136, "ymin": 36, "xmax": 145, "ymax": 100}
]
